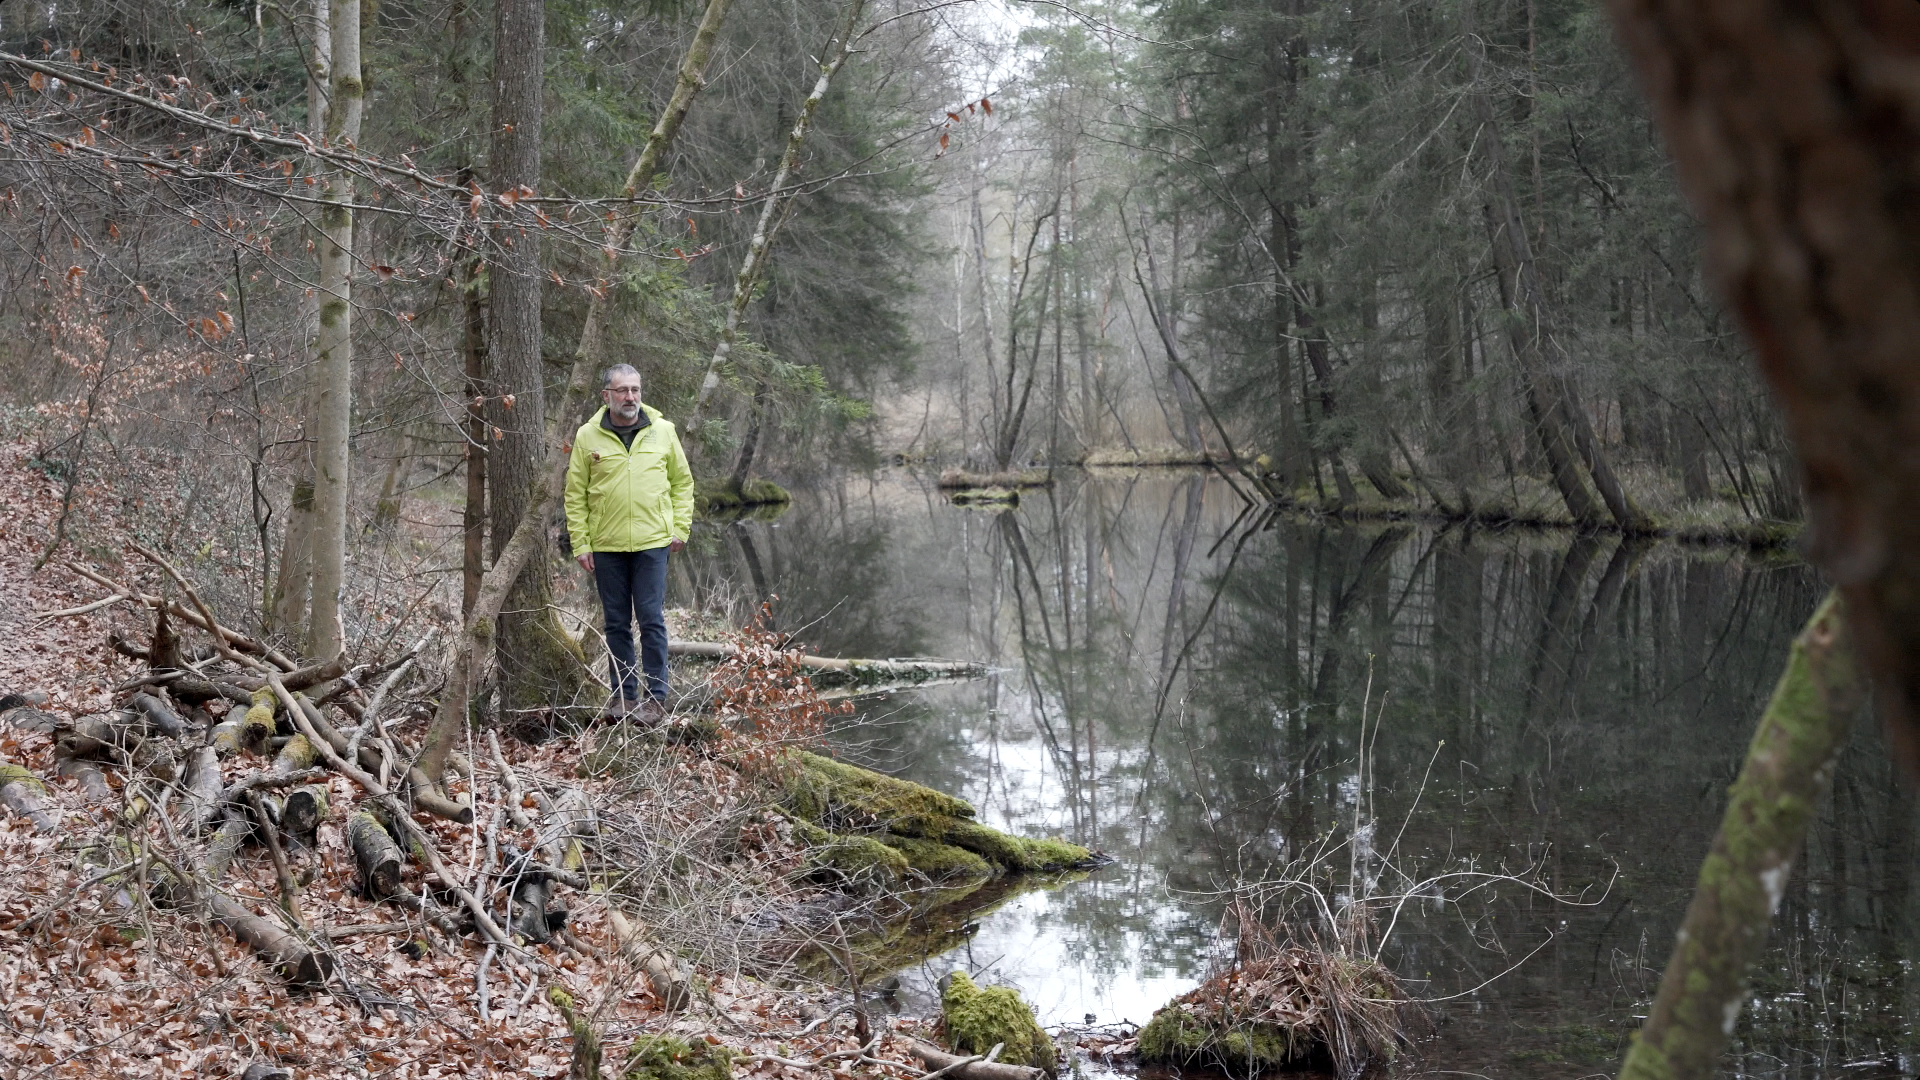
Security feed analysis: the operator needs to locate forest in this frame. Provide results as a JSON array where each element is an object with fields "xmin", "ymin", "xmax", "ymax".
[{"xmin": 2, "ymin": 0, "xmax": 1919, "ymax": 1079}]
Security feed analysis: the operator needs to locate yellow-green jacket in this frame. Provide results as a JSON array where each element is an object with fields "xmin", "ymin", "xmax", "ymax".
[{"xmin": 564, "ymin": 404, "xmax": 694, "ymax": 554}]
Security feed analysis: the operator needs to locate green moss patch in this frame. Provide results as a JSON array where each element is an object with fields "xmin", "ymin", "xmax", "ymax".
[
  {"xmin": 0, "ymin": 761, "xmax": 44, "ymax": 794},
  {"xmin": 620, "ymin": 1033, "xmax": 733, "ymax": 1080},
  {"xmin": 879, "ymin": 834, "xmax": 993, "ymax": 882},
  {"xmin": 942, "ymin": 972, "xmax": 1057, "ymax": 1074}
]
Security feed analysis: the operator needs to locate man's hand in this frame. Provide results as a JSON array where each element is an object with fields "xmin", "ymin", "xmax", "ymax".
[
  {"xmin": 576, "ymin": 552, "xmax": 594, "ymax": 571},
  {"xmin": 669, "ymin": 539, "xmax": 686, "ymax": 554}
]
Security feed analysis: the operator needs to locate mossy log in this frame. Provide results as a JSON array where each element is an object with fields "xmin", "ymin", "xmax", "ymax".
[
  {"xmin": 203, "ymin": 815, "xmax": 252, "ymax": 882},
  {"xmin": 236, "ymin": 691, "xmax": 279, "ymax": 756},
  {"xmin": 940, "ymin": 971, "xmax": 1057, "ymax": 1075},
  {"xmin": 0, "ymin": 760, "xmax": 56, "ymax": 833},
  {"xmin": 1620, "ymin": 591, "xmax": 1867, "ymax": 1080},
  {"xmin": 781, "ymin": 751, "xmax": 1092, "ymax": 880},
  {"xmin": 547, "ymin": 987, "xmax": 602, "ymax": 1080},
  {"xmin": 347, "ymin": 809, "xmax": 405, "ymax": 900},
  {"xmin": 270, "ymin": 735, "xmax": 329, "ymax": 836}
]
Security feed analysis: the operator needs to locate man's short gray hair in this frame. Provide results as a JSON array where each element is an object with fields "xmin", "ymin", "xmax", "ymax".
[{"xmin": 603, "ymin": 363, "xmax": 641, "ymax": 388}]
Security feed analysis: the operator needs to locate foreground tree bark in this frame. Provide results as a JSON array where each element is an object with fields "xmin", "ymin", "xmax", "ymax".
[
  {"xmin": 1602, "ymin": 0, "xmax": 1920, "ymax": 779},
  {"xmin": 1617, "ymin": 591, "xmax": 1864, "ymax": 1078},
  {"xmin": 306, "ymin": 0, "xmax": 363, "ymax": 660},
  {"xmin": 1598, "ymin": 1, "xmax": 1920, "ymax": 1074}
]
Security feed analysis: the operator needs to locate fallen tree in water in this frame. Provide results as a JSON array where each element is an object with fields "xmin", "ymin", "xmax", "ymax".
[
  {"xmin": 781, "ymin": 750, "xmax": 1101, "ymax": 882},
  {"xmin": 669, "ymin": 640, "xmax": 988, "ymax": 684}
]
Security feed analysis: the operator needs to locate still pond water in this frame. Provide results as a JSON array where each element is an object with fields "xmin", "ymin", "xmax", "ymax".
[{"xmin": 683, "ymin": 469, "xmax": 1919, "ymax": 1079}]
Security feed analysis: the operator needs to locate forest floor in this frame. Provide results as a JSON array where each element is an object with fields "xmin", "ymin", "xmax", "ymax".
[{"xmin": 0, "ymin": 437, "xmax": 981, "ymax": 1080}]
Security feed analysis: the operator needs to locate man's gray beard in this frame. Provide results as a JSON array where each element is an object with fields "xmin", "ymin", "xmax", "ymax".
[{"xmin": 610, "ymin": 402, "xmax": 640, "ymax": 422}]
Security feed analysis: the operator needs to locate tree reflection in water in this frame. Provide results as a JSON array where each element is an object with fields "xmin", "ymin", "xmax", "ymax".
[{"xmin": 683, "ymin": 470, "xmax": 1916, "ymax": 1079}]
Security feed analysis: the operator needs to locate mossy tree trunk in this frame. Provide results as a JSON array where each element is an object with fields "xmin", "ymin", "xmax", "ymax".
[{"xmin": 1618, "ymin": 590, "xmax": 1866, "ymax": 1080}]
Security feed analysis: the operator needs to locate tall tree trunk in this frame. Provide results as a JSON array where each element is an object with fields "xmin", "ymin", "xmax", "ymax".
[
  {"xmin": 487, "ymin": 0, "xmax": 587, "ymax": 714},
  {"xmin": 1298, "ymin": 304, "xmax": 1358, "ymax": 507},
  {"xmin": 688, "ymin": 0, "xmax": 867, "ymax": 432},
  {"xmin": 1468, "ymin": 20, "xmax": 1646, "ymax": 531},
  {"xmin": 414, "ymin": 0, "xmax": 737, "ymax": 787},
  {"xmin": 269, "ymin": 0, "xmax": 330, "ymax": 641},
  {"xmin": 307, "ymin": 0, "xmax": 362, "ymax": 660},
  {"xmin": 461, "ymin": 252, "xmax": 488, "ymax": 618}
]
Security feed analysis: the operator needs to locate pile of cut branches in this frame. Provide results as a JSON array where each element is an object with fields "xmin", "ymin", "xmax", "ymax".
[{"xmin": 0, "ymin": 543, "xmax": 909, "ymax": 1077}]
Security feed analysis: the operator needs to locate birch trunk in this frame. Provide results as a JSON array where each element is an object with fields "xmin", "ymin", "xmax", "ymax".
[
  {"xmin": 687, "ymin": 0, "xmax": 868, "ymax": 431},
  {"xmin": 268, "ymin": 0, "xmax": 330, "ymax": 638},
  {"xmin": 307, "ymin": 0, "xmax": 362, "ymax": 660}
]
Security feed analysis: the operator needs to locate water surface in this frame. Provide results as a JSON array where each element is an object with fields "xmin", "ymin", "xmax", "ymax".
[{"xmin": 684, "ymin": 470, "xmax": 1919, "ymax": 1079}]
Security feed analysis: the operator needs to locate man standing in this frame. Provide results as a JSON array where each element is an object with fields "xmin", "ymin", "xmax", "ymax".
[{"xmin": 565, "ymin": 364, "xmax": 695, "ymax": 721}]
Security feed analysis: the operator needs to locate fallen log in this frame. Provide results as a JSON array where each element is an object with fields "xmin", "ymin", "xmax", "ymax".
[
  {"xmin": 228, "ymin": 656, "xmax": 348, "ymax": 695},
  {"xmin": 0, "ymin": 760, "xmax": 57, "ymax": 833},
  {"xmin": 56, "ymin": 755, "xmax": 112, "ymax": 802},
  {"xmin": 0, "ymin": 692, "xmax": 60, "ymax": 732},
  {"xmin": 272, "ymin": 737, "xmax": 329, "ymax": 837},
  {"xmin": 182, "ymin": 745, "xmax": 223, "ymax": 833},
  {"xmin": 905, "ymin": 1039, "xmax": 1044, "ymax": 1080},
  {"xmin": 606, "ymin": 906, "xmax": 691, "ymax": 1011},
  {"xmin": 55, "ymin": 711, "xmax": 142, "ymax": 761},
  {"xmin": 347, "ymin": 809, "xmax": 405, "ymax": 900},
  {"xmin": 169, "ymin": 676, "xmax": 253, "ymax": 708},
  {"xmin": 291, "ymin": 694, "xmax": 472, "ymax": 824},
  {"xmin": 668, "ymin": 641, "xmax": 988, "ymax": 680},
  {"xmin": 205, "ymin": 890, "xmax": 331, "ymax": 987},
  {"xmin": 128, "ymin": 691, "xmax": 190, "ymax": 738}
]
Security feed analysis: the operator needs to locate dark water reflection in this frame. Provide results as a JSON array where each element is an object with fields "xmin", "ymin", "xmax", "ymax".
[{"xmin": 682, "ymin": 470, "xmax": 1920, "ymax": 1079}]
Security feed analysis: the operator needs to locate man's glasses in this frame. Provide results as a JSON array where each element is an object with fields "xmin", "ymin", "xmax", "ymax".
[{"xmin": 606, "ymin": 386, "xmax": 642, "ymax": 397}]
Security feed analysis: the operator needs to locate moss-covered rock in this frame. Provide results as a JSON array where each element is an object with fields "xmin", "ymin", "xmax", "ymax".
[
  {"xmin": 780, "ymin": 751, "xmax": 1092, "ymax": 877},
  {"xmin": 620, "ymin": 1033, "xmax": 733, "ymax": 1080},
  {"xmin": 941, "ymin": 972, "xmax": 1057, "ymax": 1075}
]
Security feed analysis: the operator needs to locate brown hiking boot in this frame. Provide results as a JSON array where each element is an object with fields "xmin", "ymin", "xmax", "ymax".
[
  {"xmin": 629, "ymin": 697, "xmax": 667, "ymax": 726},
  {"xmin": 600, "ymin": 696, "xmax": 634, "ymax": 722}
]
